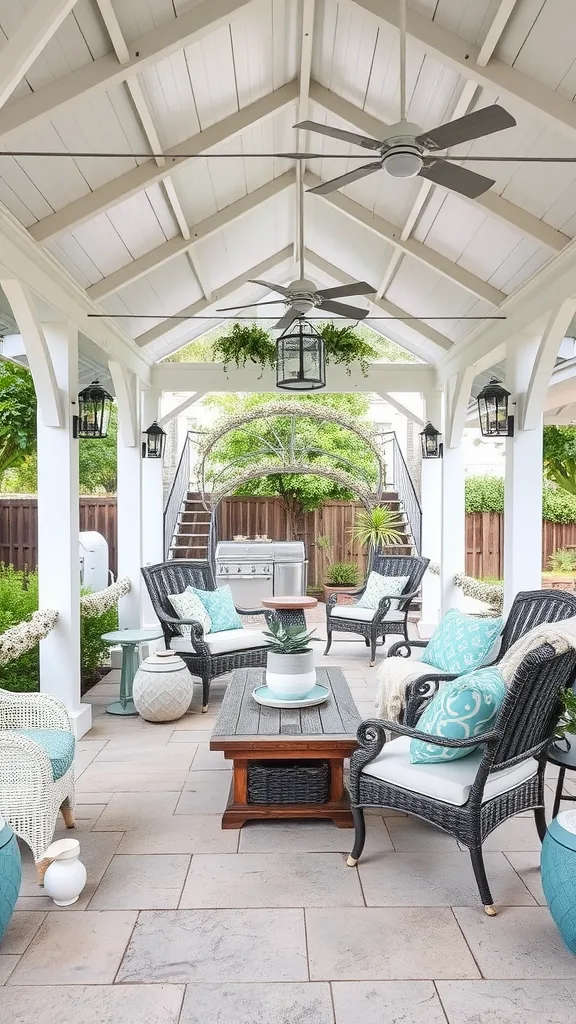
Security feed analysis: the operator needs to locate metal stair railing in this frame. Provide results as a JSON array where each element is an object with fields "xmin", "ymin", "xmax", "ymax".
[
  {"xmin": 163, "ymin": 432, "xmax": 191, "ymax": 559},
  {"xmin": 378, "ymin": 431, "xmax": 421, "ymax": 554}
]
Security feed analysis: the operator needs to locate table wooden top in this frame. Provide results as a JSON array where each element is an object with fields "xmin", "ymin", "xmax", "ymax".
[
  {"xmin": 211, "ymin": 666, "xmax": 361, "ymax": 745},
  {"xmin": 261, "ymin": 596, "xmax": 318, "ymax": 609}
]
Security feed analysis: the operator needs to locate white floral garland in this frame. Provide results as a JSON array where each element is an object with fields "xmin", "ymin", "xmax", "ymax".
[
  {"xmin": 211, "ymin": 462, "xmax": 374, "ymax": 508},
  {"xmin": 0, "ymin": 609, "xmax": 59, "ymax": 667},
  {"xmin": 428, "ymin": 562, "xmax": 504, "ymax": 612},
  {"xmin": 80, "ymin": 576, "xmax": 131, "ymax": 618}
]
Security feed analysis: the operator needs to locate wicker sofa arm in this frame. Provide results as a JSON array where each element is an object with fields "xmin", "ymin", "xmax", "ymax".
[
  {"xmin": 395, "ymin": 587, "xmax": 422, "ymax": 612},
  {"xmin": 360, "ymin": 717, "xmax": 501, "ymax": 753},
  {"xmin": 0, "ymin": 732, "xmax": 55, "ymax": 789},
  {"xmin": 403, "ymin": 673, "xmax": 460, "ymax": 726},
  {"xmin": 0, "ymin": 689, "xmax": 71, "ymax": 732},
  {"xmin": 387, "ymin": 639, "xmax": 429, "ymax": 658},
  {"xmin": 326, "ymin": 588, "xmax": 364, "ymax": 609},
  {"xmin": 161, "ymin": 616, "xmax": 211, "ymax": 657},
  {"xmin": 234, "ymin": 606, "xmax": 268, "ymax": 617}
]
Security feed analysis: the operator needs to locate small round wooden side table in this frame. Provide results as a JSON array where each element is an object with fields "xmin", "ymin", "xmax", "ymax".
[
  {"xmin": 546, "ymin": 733, "xmax": 576, "ymax": 818},
  {"xmin": 261, "ymin": 595, "xmax": 318, "ymax": 631},
  {"xmin": 102, "ymin": 628, "xmax": 164, "ymax": 716}
]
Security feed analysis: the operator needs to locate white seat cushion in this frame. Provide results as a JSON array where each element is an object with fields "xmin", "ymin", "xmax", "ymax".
[
  {"xmin": 330, "ymin": 604, "xmax": 405, "ymax": 624},
  {"xmin": 171, "ymin": 629, "xmax": 269, "ymax": 657},
  {"xmin": 361, "ymin": 735, "xmax": 538, "ymax": 807}
]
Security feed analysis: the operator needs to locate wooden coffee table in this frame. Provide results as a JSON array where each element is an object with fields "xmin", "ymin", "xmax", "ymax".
[
  {"xmin": 210, "ymin": 666, "xmax": 361, "ymax": 829},
  {"xmin": 261, "ymin": 595, "xmax": 318, "ymax": 630}
]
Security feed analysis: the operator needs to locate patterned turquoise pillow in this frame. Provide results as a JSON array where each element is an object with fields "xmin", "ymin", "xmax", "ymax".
[
  {"xmin": 420, "ymin": 609, "xmax": 502, "ymax": 674},
  {"xmin": 410, "ymin": 667, "xmax": 506, "ymax": 764},
  {"xmin": 196, "ymin": 585, "xmax": 243, "ymax": 633}
]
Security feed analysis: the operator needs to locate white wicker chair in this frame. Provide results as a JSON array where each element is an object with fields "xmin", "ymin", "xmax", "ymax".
[{"xmin": 0, "ymin": 689, "xmax": 75, "ymax": 881}]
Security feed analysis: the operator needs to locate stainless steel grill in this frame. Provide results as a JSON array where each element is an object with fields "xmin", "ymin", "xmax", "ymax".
[{"xmin": 215, "ymin": 541, "xmax": 307, "ymax": 607}]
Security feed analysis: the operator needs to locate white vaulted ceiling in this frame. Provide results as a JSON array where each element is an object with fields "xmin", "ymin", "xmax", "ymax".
[{"xmin": 1, "ymin": 0, "xmax": 576, "ymax": 374}]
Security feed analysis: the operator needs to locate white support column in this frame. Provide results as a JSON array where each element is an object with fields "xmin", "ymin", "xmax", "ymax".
[
  {"xmin": 503, "ymin": 333, "xmax": 543, "ymax": 613},
  {"xmin": 116, "ymin": 371, "xmax": 143, "ymax": 629},
  {"xmin": 440, "ymin": 376, "xmax": 467, "ymax": 614},
  {"xmin": 141, "ymin": 388, "xmax": 164, "ymax": 627},
  {"xmin": 37, "ymin": 322, "xmax": 91, "ymax": 737},
  {"xmin": 419, "ymin": 390, "xmax": 443, "ymax": 636}
]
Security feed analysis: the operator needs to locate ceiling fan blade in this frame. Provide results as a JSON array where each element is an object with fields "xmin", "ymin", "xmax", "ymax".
[
  {"xmin": 307, "ymin": 162, "xmax": 382, "ymax": 195},
  {"xmin": 419, "ymin": 160, "xmax": 495, "ymax": 199},
  {"xmin": 316, "ymin": 281, "xmax": 375, "ymax": 299},
  {"xmin": 415, "ymin": 105, "xmax": 516, "ymax": 152},
  {"xmin": 273, "ymin": 309, "xmax": 299, "ymax": 332},
  {"xmin": 248, "ymin": 279, "xmax": 291, "ymax": 295},
  {"xmin": 318, "ymin": 299, "xmax": 369, "ymax": 319},
  {"xmin": 215, "ymin": 300, "xmax": 286, "ymax": 311},
  {"xmin": 294, "ymin": 120, "xmax": 382, "ymax": 151}
]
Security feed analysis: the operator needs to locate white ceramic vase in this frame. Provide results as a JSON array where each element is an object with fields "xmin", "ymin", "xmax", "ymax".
[
  {"xmin": 265, "ymin": 650, "xmax": 316, "ymax": 700},
  {"xmin": 132, "ymin": 650, "xmax": 194, "ymax": 722},
  {"xmin": 42, "ymin": 838, "xmax": 87, "ymax": 907}
]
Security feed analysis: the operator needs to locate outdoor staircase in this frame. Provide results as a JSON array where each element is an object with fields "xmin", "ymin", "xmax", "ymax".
[
  {"xmin": 169, "ymin": 491, "xmax": 211, "ymax": 560},
  {"xmin": 380, "ymin": 489, "xmax": 415, "ymax": 557}
]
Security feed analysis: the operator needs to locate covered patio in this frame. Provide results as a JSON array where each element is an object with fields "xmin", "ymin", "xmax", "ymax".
[{"xmin": 2, "ymin": 0, "xmax": 576, "ymax": 1019}]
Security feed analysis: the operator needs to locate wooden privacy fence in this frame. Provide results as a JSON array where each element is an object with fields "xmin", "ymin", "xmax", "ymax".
[
  {"xmin": 0, "ymin": 497, "xmax": 117, "ymax": 577},
  {"xmin": 466, "ymin": 512, "xmax": 576, "ymax": 579}
]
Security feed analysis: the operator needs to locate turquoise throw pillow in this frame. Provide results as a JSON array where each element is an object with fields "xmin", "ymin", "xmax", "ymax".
[
  {"xmin": 420, "ymin": 608, "xmax": 502, "ymax": 674},
  {"xmin": 196, "ymin": 585, "xmax": 243, "ymax": 633},
  {"xmin": 17, "ymin": 729, "xmax": 75, "ymax": 780},
  {"xmin": 410, "ymin": 667, "xmax": 506, "ymax": 765}
]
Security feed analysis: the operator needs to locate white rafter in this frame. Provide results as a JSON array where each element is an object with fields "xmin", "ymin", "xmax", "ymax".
[
  {"xmin": 305, "ymin": 171, "xmax": 504, "ymax": 306},
  {"xmin": 294, "ymin": 0, "xmax": 315, "ymax": 269},
  {"xmin": 86, "ymin": 171, "xmax": 295, "ymax": 301},
  {"xmin": 476, "ymin": 0, "xmax": 520, "ymax": 67},
  {"xmin": 0, "ymin": 0, "xmax": 253, "ymax": 137},
  {"xmin": 29, "ymin": 81, "xmax": 298, "ymax": 244},
  {"xmin": 311, "ymin": 82, "xmax": 569, "ymax": 253},
  {"xmin": 0, "ymin": 0, "xmax": 79, "ymax": 110}
]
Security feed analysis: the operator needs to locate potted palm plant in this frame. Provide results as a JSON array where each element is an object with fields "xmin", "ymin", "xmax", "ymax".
[
  {"xmin": 264, "ymin": 619, "xmax": 317, "ymax": 700},
  {"xmin": 351, "ymin": 504, "xmax": 405, "ymax": 566}
]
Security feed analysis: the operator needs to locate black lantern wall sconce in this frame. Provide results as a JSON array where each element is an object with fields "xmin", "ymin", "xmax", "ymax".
[
  {"xmin": 420, "ymin": 422, "xmax": 443, "ymax": 458},
  {"xmin": 142, "ymin": 421, "xmax": 167, "ymax": 459},
  {"xmin": 476, "ymin": 379, "xmax": 514, "ymax": 438},
  {"xmin": 72, "ymin": 381, "xmax": 113, "ymax": 439}
]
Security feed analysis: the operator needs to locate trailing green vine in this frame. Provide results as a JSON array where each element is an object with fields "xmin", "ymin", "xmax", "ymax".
[{"xmin": 210, "ymin": 321, "xmax": 379, "ymax": 375}]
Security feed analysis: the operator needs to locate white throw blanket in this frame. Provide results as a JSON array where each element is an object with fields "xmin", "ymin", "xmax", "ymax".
[{"xmin": 376, "ymin": 615, "xmax": 576, "ymax": 723}]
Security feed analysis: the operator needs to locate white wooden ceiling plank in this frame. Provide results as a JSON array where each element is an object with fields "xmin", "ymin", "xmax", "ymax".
[
  {"xmin": 46, "ymin": 233, "xmax": 102, "ymax": 287},
  {"xmin": 418, "ymin": 193, "xmax": 490, "ymax": 263},
  {"xmin": 431, "ymin": 0, "xmax": 502, "ymax": 45},
  {"xmin": 70, "ymin": 211, "xmax": 134, "ymax": 275},
  {"xmin": 0, "ymin": 0, "xmax": 82, "ymax": 109},
  {"xmin": 0, "ymin": 153, "xmax": 54, "ymax": 220},
  {"xmin": 139, "ymin": 51, "xmax": 200, "ymax": 151},
  {"xmin": 271, "ymin": 0, "xmax": 299, "ymax": 90},
  {"xmin": 493, "ymin": 245, "xmax": 553, "ymax": 295},
  {"xmin": 171, "ymin": 158, "xmax": 219, "ymax": 224},
  {"xmin": 145, "ymin": 180, "xmax": 179, "ymax": 239},
  {"xmin": 185, "ymin": 25, "xmax": 238, "ymax": 132},
  {"xmin": 329, "ymin": 0, "xmax": 379, "ymax": 109},
  {"xmin": 231, "ymin": 0, "xmax": 274, "ymax": 107},
  {"xmin": 74, "ymin": 0, "xmax": 116, "ymax": 59},
  {"xmin": 112, "ymin": 0, "xmax": 178, "ymax": 45},
  {"xmin": 484, "ymin": 235, "xmax": 550, "ymax": 293},
  {"xmin": 105, "ymin": 190, "xmax": 173, "ymax": 260},
  {"xmin": 142, "ymin": 251, "xmax": 202, "ymax": 308},
  {"xmin": 0, "ymin": 175, "xmax": 37, "ymax": 227},
  {"xmin": 499, "ymin": 0, "xmax": 576, "ymax": 96},
  {"xmin": 310, "ymin": 0, "xmax": 337, "ymax": 89}
]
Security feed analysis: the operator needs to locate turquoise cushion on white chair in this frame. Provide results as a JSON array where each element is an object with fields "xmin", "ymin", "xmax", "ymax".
[
  {"xmin": 409, "ymin": 667, "xmax": 506, "ymax": 765},
  {"xmin": 196, "ymin": 585, "xmax": 243, "ymax": 632},
  {"xmin": 17, "ymin": 729, "xmax": 75, "ymax": 781}
]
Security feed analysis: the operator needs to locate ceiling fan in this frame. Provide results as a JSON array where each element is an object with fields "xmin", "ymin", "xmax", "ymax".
[
  {"xmin": 215, "ymin": 174, "xmax": 375, "ymax": 332},
  {"xmin": 294, "ymin": 0, "xmax": 517, "ymax": 200}
]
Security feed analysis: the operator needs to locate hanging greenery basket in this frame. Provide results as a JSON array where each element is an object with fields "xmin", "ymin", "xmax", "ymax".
[{"xmin": 212, "ymin": 322, "xmax": 378, "ymax": 376}]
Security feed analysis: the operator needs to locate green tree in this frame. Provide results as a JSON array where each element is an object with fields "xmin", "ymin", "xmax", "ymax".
[
  {"xmin": 205, "ymin": 392, "xmax": 379, "ymax": 536},
  {"xmin": 0, "ymin": 360, "xmax": 36, "ymax": 475},
  {"xmin": 543, "ymin": 425, "xmax": 576, "ymax": 496}
]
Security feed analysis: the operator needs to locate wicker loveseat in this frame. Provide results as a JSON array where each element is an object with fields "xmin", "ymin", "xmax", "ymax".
[
  {"xmin": 325, "ymin": 554, "xmax": 429, "ymax": 666},
  {"xmin": 141, "ymin": 560, "xmax": 272, "ymax": 711},
  {"xmin": 347, "ymin": 640, "xmax": 576, "ymax": 915}
]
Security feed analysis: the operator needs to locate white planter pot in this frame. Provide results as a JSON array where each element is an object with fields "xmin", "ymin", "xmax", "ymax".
[
  {"xmin": 265, "ymin": 649, "xmax": 316, "ymax": 700},
  {"xmin": 133, "ymin": 651, "xmax": 194, "ymax": 722},
  {"xmin": 42, "ymin": 838, "xmax": 87, "ymax": 907}
]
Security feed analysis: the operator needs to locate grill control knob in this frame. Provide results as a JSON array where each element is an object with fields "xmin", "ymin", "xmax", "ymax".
[
  {"xmin": 251, "ymin": 565, "xmax": 256, "ymax": 573},
  {"xmin": 237, "ymin": 566, "xmax": 241, "ymax": 573}
]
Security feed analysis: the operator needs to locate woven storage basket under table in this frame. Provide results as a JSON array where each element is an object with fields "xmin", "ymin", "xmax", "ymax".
[{"xmin": 247, "ymin": 759, "xmax": 330, "ymax": 804}]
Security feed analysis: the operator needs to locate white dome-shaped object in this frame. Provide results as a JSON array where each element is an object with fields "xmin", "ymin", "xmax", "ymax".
[
  {"xmin": 42, "ymin": 838, "xmax": 87, "ymax": 907},
  {"xmin": 383, "ymin": 149, "xmax": 424, "ymax": 178},
  {"xmin": 132, "ymin": 650, "xmax": 194, "ymax": 722}
]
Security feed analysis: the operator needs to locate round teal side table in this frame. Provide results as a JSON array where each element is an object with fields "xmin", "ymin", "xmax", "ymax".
[
  {"xmin": 102, "ymin": 629, "xmax": 164, "ymax": 716},
  {"xmin": 0, "ymin": 814, "xmax": 21, "ymax": 942}
]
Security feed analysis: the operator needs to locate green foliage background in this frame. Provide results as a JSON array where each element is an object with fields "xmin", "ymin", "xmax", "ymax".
[
  {"xmin": 0, "ymin": 360, "xmax": 37, "ymax": 476},
  {"xmin": 465, "ymin": 474, "xmax": 576, "ymax": 523}
]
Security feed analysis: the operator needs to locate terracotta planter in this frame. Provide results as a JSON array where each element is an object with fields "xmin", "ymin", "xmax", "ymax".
[
  {"xmin": 323, "ymin": 585, "xmax": 359, "ymax": 605},
  {"xmin": 542, "ymin": 575, "xmax": 576, "ymax": 593}
]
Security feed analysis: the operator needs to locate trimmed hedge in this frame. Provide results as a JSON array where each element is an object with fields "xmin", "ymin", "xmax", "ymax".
[{"xmin": 465, "ymin": 475, "xmax": 576, "ymax": 524}]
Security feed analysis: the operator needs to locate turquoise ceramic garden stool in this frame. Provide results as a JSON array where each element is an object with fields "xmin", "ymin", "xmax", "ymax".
[
  {"xmin": 541, "ymin": 809, "xmax": 576, "ymax": 953},
  {"xmin": 102, "ymin": 629, "xmax": 163, "ymax": 716},
  {"xmin": 0, "ymin": 814, "xmax": 21, "ymax": 943}
]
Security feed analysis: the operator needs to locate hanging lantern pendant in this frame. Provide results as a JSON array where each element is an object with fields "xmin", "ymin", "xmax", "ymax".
[
  {"xmin": 73, "ymin": 381, "xmax": 113, "ymax": 439},
  {"xmin": 476, "ymin": 379, "xmax": 514, "ymax": 437},
  {"xmin": 276, "ymin": 318, "xmax": 326, "ymax": 391}
]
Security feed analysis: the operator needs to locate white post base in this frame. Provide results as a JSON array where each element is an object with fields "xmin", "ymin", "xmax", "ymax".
[
  {"xmin": 68, "ymin": 703, "xmax": 93, "ymax": 739},
  {"xmin": 417, "ymin": 621, "xmax": 438, "ymax": 640}
]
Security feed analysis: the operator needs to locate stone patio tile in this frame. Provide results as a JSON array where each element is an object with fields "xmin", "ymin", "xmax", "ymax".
[
  {"xmin": 238, "ymin": 817, "xmax": 391, "ymax": 854},
  {"xmin": 505, "ymin": 851, "xmax": 546, "ymax": 904},
  {"xmin": 180, "ymin": 852, "xmax": 364, "ymax": 908},
  {"xmin": 0, "ymin": 955, "xmax": 19, "ymax": 984},
  {"xmin": 75, "ymin": 766, "xmax": 188, "ymax": 792},
  {"xmin": 437, "ymin": 981, "xmax": 576, "ymax": 1024},
  {"xmin": 176, "ymin": 771, "xmax": 231, "ymax": 814},
  {"xmin": 0, "ymin": 984, "xmax": 184, "ymax": 1023},
  {"xmin": 0, "ymin": 913, "xmax": 46, "ymax": 955},
  {"xmin": 77, "ymin": 739, "xmax": 109, "ymax": 753},
  {"xmin": 117, "ymin": 909, "xmax": 308, "ymax": 983},
  {"xmin": 93, "ymin": 745, "xmax": 198, "ymax": 769},
  {"xmin": 459, "ymin": 816, "xmax": 542, "ymax": 852},
  {"xmin": 18, "ymin": 831, "xmax": 122, "ymax": 909},
  {"xmin": 7, "ymin": 911, "xmax": 137, "ymax": 985},
  {"xmin": 90, "ymin": 853, "xmax": 190, "ymax": 910},
  {"xmin": 453, "ymin": 907, "xmax": 576, "ymax": 979},
  {"xmin": 306, "ymin": 908, "xmax": 480, "ymax": 980},
  {"xmin": 332, "ymin": 981, "xmax": 446, "ymax": 1024},
  {"xmin": 190, "ymin": 744, "xmax": 230, "ymax": 771},
  {"xmin": 354, "ymin": 701, "xmax": 375, "ymax": 718},
  {"xmin": 358, "ymin": 851, "xmax": 535, "ymax": 906},
  {"xmin": 92, "ymin": 792, "xmax": 180, "ymax": 830},
  {"xmin": 73, "ymin": 791, "xmax": 114, "ymax": 803},
  {"xmin": 117, "ymin": 816, "xmax": 239, "ymax": 855},
  {"xmin": 172, "ymin": 713, "xmax": 215, "ymax": 731},
  {"xmin": 385, "ymin": 816, "xmax": 460, "ymax": 851},
  {"xmin": 169, "ymin": 730, "xmax": 213, "ymax": 743},
  {"xmin": 179, "ymin": 982, "xmax": 333, "ymax": 1024}
]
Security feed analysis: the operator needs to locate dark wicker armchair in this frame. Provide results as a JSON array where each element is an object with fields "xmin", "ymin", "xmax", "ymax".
[
  {"xmin": 347, "ymin": 641, "xmax": 576, "ymax": 915},
  {"xmin": 388, "ymin": 589, "xmax": 576, "ymax": 725},
  {"xmin": 324, "ymin": 554, "xmax": 429, "ymax": 666},
  {"xmin": 141, "ymin": 560, "xmax": 271, "ymax": 711}
]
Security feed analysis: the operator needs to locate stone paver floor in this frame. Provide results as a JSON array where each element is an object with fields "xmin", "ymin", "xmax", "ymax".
[{"xmin": 2, "ymin": 629, "xmax": 576, "ymax": 1023}]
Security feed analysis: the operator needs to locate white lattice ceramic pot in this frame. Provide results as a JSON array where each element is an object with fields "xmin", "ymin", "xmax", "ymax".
[{"xmin": 132, "ymin": 650, "xmax": 194, "ymax": 722}]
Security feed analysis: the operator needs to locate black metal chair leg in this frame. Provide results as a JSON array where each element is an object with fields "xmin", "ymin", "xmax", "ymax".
[
  {"xmin": 534, "ymin": 806, "xmax": 547, "ymax": 842},
  {"xmin": 201, "ymin": 674, "xmax": 210, "ymax": 713},
  {"xmin": 347, "ymin": 807, "xmax": 366, "ymax": 866},
  {"xmin": 365, "ymin": 637, "xmax": 370, "ymax": 647},
  {"xmin": 552, "ymin": 767, "xmax": 566, "ymax": 819},
  {"xmin": 324, "ymin": 631, "xmax": 333, "ymax": 656},
  {"xmin": 369, "ymin": 635, "xmax": 377, "ymax": 667},
  {"xmin": 470, "ymin": 847, "xmax": 496, "ymax": 915}
]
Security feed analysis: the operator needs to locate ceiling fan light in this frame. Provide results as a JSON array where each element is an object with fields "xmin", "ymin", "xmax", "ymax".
[{"xmin": 383, "ymin": 150, "xmax": 423, "ymax": 178}]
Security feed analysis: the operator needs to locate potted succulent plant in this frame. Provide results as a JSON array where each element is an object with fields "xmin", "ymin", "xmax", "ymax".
[
  {"xmin": 322, "ymin": 561, "xmax": 362, "ymax": 605},
  {"xmin": 264, "ymin": 619, "xmax": 317, "ymax": 700},
  {"xmin": 542, "ymin": 549, "xmax": 576, "ymax": 593}
]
